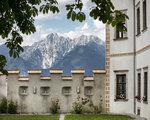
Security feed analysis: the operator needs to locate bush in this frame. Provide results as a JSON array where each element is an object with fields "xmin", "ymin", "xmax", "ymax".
[
  {"xmin": 72, "ymin": 101, "xmax": 83, "ymax": 114},
  {"xmin": 8, "ymin": 100, "xmax": 17, "ymax": 114},
  {"xmin": 50, "ymin": 99, "xmax": 60, "ymax": 114},
  {"xmin": 0, "ymin": 97, "xmax": 7, "ymax": 113}
]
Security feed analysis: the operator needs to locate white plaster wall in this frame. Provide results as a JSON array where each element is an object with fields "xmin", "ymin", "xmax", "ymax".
[
  {"xmin": 110, "ymin": 0, "xmax": 134, "ymax": 54},
  {"xmin": 134, "ymin": 0, "xmax": 150, "ymax": 119},
  {"xmin": 110, "ymin": 0, "xmax": 150, "ymax": 119},
  {"xmin": 0, "ymin": 75, "xmax": 7, "ymax": 99},
  {"xmin": 136, "ymin": 0, "xmax": 150, "ymax": 50},
  {"xmin": 110, "ymin": 56, "xmax": 134, "ymax": 114},
  {"xmin": 109, "ymin": 0, "xmax": 135, "ymax": 115},
  {"xmin": 136, "ymin": 50, "xmax": 150, "ymax": 119}
]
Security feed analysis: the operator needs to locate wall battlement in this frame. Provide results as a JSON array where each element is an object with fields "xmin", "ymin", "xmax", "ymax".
[
  {"xmin": 0, "ymin": 69, "xmax": 106, "ymax": 114},
  {"xmin": 3, "ymin": 69, "xmax": 105, "ymax": 75}
]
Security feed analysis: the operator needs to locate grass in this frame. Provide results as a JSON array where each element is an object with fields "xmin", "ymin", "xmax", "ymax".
[
  {"xmin": 65, "ymin": 114, "xmax": 134, "ymax": 120},
  {"xmin": 0, "ymin": 115, "xmax": 59, "ymax": 120}
]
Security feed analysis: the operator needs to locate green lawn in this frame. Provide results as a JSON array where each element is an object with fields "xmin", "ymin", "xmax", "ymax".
[
  {"xmin": 0, "ymin": 115, "xmax": 59, "ymax": 120},
  {"xmin": 65, "ymin": 114, "xmax": 134, "ymax": 120}
]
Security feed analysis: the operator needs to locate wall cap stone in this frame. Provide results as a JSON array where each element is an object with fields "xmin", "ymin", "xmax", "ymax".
[
  {"xmin": 50, "ymin": 70, "xmax": 63, "ymax": 74},
  {"xmin": 41, "ymin": 76, "xmax": 51, "ymax": 80},
  {"xmin": 18, "ymin": 77, "xmax": 29, "ymax": 81},
  {"xmin": 71, "ymin": 69, "xmax": 85, "ymax": 74},
  {"xmin": 84, "ymin": 76, "xmax": 94, "ymax": 81},
  {"xmin": 28, "ymin": 70, "xmax": 41, "ymax": 74},
  {"xmin": 8, "ymin": 70, "xmax": 20, "ymax": 74},
  {"xmin": 62, "ymin": 76, "xmax": 72, "ymax": 81},
  {"xmin": 93, "ymin": 70, "xmax": 106, "ymax": 74}
]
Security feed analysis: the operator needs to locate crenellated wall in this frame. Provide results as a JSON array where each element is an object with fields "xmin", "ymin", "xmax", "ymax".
[{"xmin": 0, "ymin": 69, "xmax": 105, "ymax": 114}]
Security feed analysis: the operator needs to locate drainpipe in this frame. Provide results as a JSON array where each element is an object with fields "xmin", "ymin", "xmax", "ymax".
[{"xmin": 133, "ymin": 0, "xmax": 136, "ymax": 114}]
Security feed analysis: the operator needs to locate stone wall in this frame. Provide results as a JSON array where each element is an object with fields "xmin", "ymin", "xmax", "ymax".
[{"xmin": 0, "ymin": 69, "xmax": 105, "ymax": 114}]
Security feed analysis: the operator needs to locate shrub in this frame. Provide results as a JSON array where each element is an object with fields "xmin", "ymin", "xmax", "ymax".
[
  {"xmin": 72, "ymin": 101, "xmax": 83, "ymax": 114},
  {"xmin": 8, "ymin": 100, "xmax": 17, "ymax": 114},
  {"xmin": 0, "ymin": 97, "xmax": 7, "ymax": 113},
  {"xmin": 50, "ymin": 99, "xmax": 60, "ymax": 114}
]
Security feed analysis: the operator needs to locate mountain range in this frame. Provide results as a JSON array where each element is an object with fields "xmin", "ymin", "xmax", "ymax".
[{"xmin": 0, "ymin": 33, "xmax": 105, "ymax": 76}]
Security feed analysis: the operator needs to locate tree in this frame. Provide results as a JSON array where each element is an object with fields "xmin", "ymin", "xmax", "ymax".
[{"xmin": 0, "ymin": 0, "xmax": 128, "ymax": 74}]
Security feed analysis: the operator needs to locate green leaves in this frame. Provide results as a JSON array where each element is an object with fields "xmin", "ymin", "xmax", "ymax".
[
  {"xmin": 5, "ymin": 31, "xmax": 24, "ymax": 58},
  {"xmin": 90, "ymin": 0, "xmax": 128, "ymax": 32},
  {"xmin": 0, "ymin": 55, "xmax": 8, "ymax": 75},
  {"xmin": 40, "ymin": 0, "xmax": 59, "ymax": 14},
  {"xmin": 66, "ymin": 0, "xmax": 86, "ymax": 22},
  {"xmin": 112, "ymin": 10, "xmax": 129, "ymax": 32}
]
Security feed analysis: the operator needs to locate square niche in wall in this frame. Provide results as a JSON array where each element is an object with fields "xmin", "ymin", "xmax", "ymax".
[
  {"xmin": 40, "ymin": 86, "xmax": 50, "ymax": 96},
  {"xmin": 84, "ymin": 86, "xmax": 93, "ymax": 96},
  {"xmin": 62, "ymin": 87, "xmax": 71, "ymax": 96},
  {"xmin": 19, "ymin": 86, "xmax": 28, "ymax": 96}
]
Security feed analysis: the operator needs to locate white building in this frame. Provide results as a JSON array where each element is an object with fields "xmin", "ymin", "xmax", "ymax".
[{"xmin": 106, "ymin": 0, "xmax": 150, "ymax": 119}]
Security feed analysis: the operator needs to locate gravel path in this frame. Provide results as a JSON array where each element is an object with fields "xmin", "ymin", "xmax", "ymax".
[{"xmin": 59, "ymin": 114, "xmax": 65, "ymax": 120}]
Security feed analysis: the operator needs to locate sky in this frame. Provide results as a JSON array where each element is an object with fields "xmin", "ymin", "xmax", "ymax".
[{"xmin": 0, "ymin": 0, "xmax": 105, "ymax": 46}]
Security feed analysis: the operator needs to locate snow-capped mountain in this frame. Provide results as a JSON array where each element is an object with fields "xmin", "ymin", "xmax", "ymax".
[{"xmin": 0, "ymin": 33, "xmax": 105, "ymax": 75}]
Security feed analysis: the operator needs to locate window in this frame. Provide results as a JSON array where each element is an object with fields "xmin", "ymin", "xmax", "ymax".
[
  {"xmin": 143, "ymin": 0, "xmax": 147, "ymax": 30},
  {"xmin": 143, "ymin": 71, "xmax": 148, "ymax": 102},
  {"xmin": 115, "ymin": 23, "xmax": 127, "ymax": 39},
  {"xmin": 116, "ymin": 74, "xmax": 126, "ymax": 100},
  {"xmin": 137, "ymin": 73, "xmax": 141, "ymax": 100},
  {"xmin": 62, "ymin": 87, "xmax": 71, "ymax": 96},
  {"xmin": 115, "ymin": 10, "xmax": 127, "ymax": 39},
  {"xmin": 84, "ymin": 86, "xmax": 93, "ymax": 96},
  {"xmin": 19, "ymin": 86, "xmax": 28, "ymax": 96},
  {"xmin": 137, "ymin": 7, "xmax": 141, "ymax": 35},
  {"xmin": 137, "ymin": 108, "xmax": 141, "ymax": 115},
  {"xmin": 40, "ymin": 86, "xmax": 50, "ymax": 96}
]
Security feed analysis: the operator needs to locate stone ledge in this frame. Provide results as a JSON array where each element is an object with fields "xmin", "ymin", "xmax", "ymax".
[
  {"xmin": 41, "ymin": 77, "xmax": 51, "ymax": 80},
  {"xmin": 18, "ymin": 77, "xmax": 29, "ymax": 81}
]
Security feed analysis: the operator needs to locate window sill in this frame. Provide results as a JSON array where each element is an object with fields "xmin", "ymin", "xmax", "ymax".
[
  {"xmin": 63, "ymin": 93, "xmax": 71, "ymax": 96},
  {"xmin": 137, "ymin": 99, "xmax": 141, "ymax": 103},
  {"xmin": 142, "ymin": 27, "xmax": 148, "ymax": 33},
  {"xmin": 41, "ymin": 93, "xmax": 50, "ymax": 96},
  {"xmin": 19, "ymin": 93, "xmax": 28, "ymax": 96},
  {"xmin": 136, "ymin": 33, "xmax": 141, "ymax": 37},
  {"xmin": 114, "ymin": 99, "xmax": 128, "ymax": 102},
  {"xmin": 143, "ymin": 100, "xmax": 148, "ymax": 104},
  {"xmin": 85, "ymin": 94, "xmax": 93, "ymax": 96},
  {"xmin": 113, "ymin": 37, "xmax": 128, "ymax": 41}
]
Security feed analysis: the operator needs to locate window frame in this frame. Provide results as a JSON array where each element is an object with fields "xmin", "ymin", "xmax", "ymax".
[
  {"xmin": 114, "ymin": 10, "xmax": 128, "ymax": 40},
  {"xmin": 143, "ymin": 69, "xmax": 148, "ymax": 103},
  {"xmin": 19, "ymin": 86, "xmax": 28, "ymax": 96},
  {"xmin": 114, "ymin": 70, "xmax": 128, "ymax": 102},
  {"xmin": 40, "ymin": 86, "xmax": 50, "ymax": 96},
  {"xmin": 136, "ymin": 4, "xmax": 141, "ymax": 35},
  {"xmin": 62, "ymin": 86, "xmax": 72, "ymax": 96},
  {"xmin": 142, "ymin": 0, "xmax": 147, "ymax": 31},
  {"xmin": 84, "ymin": 86, "xmax": 93, "ymax": 96},
  {"xmin": 136, "ymin": 70, "xmax": 141, "ymax": 101},
  {"xmin": 116, "ymin": 74, "xmax": 127, "ymax": 100}
]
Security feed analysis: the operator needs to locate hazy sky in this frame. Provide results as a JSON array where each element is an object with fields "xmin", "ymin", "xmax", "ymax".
[{"xmin": 0, "ymin": 0, "xmax": 105, "ymax": 46}]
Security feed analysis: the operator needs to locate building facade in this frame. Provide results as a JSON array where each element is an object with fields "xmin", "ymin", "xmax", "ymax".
[
  {"xmin": 0, "ymin": 69, "xmax": 105, "ymax": 114},
  {"xmin": 106, "ymin": 0, "xmax": 150, "ymax": 119}
]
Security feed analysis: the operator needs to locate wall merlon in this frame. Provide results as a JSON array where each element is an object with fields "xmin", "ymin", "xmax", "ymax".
[
  {"xmin": 62, "ymin": 76, "xmax": 72, "ymax": 81},
  {"xmin": 40, "ymin": 76, "xmax": 51, "ymax": 80},
  {"xmin": 71, "ymin": 69, "xmax": 85, "ymax": 74},
  {"xmin": 92, "ymin": 69, "xmax": 106, "ymax": 74},
  {"xmin": 50, "ymin": 69, "xmax": 63, "ymax": 74},
  {"xmin": 18, "ymin": 77, "xmax": 29, "ymax": 81},
  {"xmin": 84, "ymin": 76, "xmax": 94, "ymax": 81},
  {"xmin": 8, "ymin": 70, "xmax": 20, "ymax": 74},
  {"xmin": 28, "ymin": 70, "xmax": 41, "ymax": 74}
]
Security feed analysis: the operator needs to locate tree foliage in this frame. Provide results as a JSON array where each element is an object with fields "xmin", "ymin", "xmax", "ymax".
[{"xmin": 0, "ymin": 0, "xmax": 128, "ymax": 74}]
